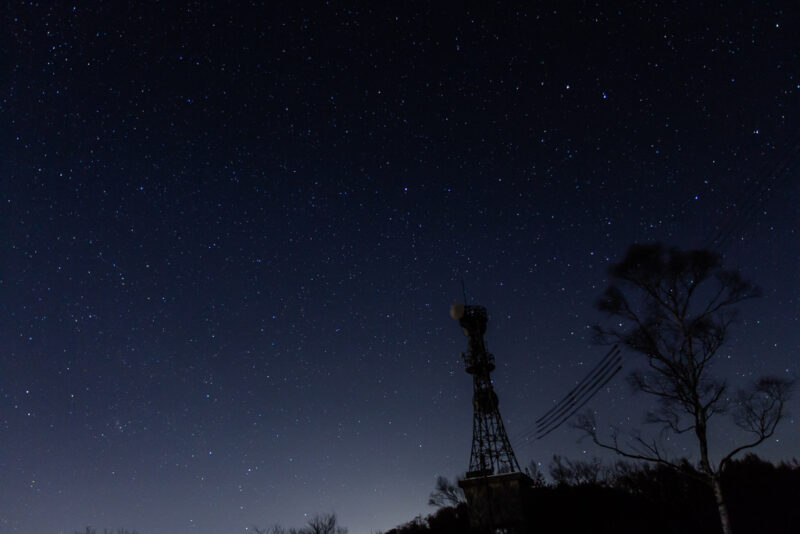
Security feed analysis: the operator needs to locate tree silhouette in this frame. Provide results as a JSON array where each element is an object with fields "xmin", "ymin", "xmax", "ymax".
[
  {"xmin": 305, "ymin": 513, "xmax": 347, "ymax": 534},
  {"xmin": 523, "ymin": 460, "xmax": 547, "ymax": 487},
  {"xmin": 382, "ymin": 505, "xmax": 472, "ymax": 534},
  {"xmin": 578, "ymin": 243, "xmax": 794, "ymax": 534},
  {"xmin": 388, "ymin": 454, "xmax": 797, "ymax": 533},
  {"xmin": 251, "ymin": 513, "xmax": 346, "ymax": 534},
  {"xmin": 547, "ymin": 454, "xmax": 606, "ymax": 486},
  {"xmin": 427, "ymin": 476, "xmax": 465, "ymax": 508},
  {"xmin": 251, "ymin": 527, "xmax": 288, "ymax": 534}
]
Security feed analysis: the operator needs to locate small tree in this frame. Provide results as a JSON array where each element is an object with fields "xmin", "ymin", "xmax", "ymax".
[
  {"xmin": 578, "ymin": 243, "xmax": 793, "ymax": 534},
  {"xmin": 548, "ymin": 455, "xmax": 606, "ymax": 486},
  {"xmin": 524, "ymin": 460, "xmax": 547, "ymax": 487},
  {"xmin": 427, "ymin": 476, "xmax": 465, "ymax": 508},
  {"xmin": 251, "ymin": 513, "xmax": 346, "ymax": 534},
  {"xmin": 305, "ymin": 514, "xmax": 347, "ymax": 534}
]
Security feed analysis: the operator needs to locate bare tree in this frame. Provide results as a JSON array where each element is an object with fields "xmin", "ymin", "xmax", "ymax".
[
  {"xmin": 251, "ymin": 526, "xmax": 288, "ymax": 534},
  {"xmin": 523, "ymin": 460, "xmax": 547, "ymax": 487},
  {"xmin": 548, "ymin": 455, "xmax": 606, "ymax": 486},
  {"xmin": 305, "ymin": 513, "xmax": 347, "ymax": 534},
  {"xmin": 578, "ymin": 243, "xmax": 793, "ymax": 534},
  {"xmin": 427, "ymin": 475, "xmax": 466, "ymax": 508},
  {"xmin": 251, "ymin": 514, "xmax": 346, "ymax": 534}
]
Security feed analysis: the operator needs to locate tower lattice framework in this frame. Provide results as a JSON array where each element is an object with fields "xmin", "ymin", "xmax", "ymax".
[{"xmin": 454, "ymin": 304, "xmax": 520, "ymax": 476}]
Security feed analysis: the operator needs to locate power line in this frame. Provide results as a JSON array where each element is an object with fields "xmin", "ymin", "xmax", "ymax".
[
  {"xmin": 515, "ymin": 355, "xmax": 623, "ymax": 446},
  {"xmin": 514, "ymin": 347, "xmax": 621, "ymax": 444},
  {"xmin": 534, "ymin": 346, "xmax": 620, "ymax": 428},
  {"xmin": 534, "ymin": 351, "xmax": 623, "ymax": 436},
  {"xmin": 535, "ymin": 364, "xmax": 623, "ymax": 440}
]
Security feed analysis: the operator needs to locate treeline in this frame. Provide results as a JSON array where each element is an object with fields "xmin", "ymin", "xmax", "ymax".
[
  {"xmin": 73, "ymin": 513, "xmax": 347, "ymax": 534},
  {"xmin": 383, "ymin": 454, "xmax": 800, "ymax": 534},
  {"xmin": 250, "ymin": 513, "xmax": 347, "ymax": 534}
]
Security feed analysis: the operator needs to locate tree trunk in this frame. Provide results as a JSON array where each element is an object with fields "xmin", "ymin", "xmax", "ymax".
[
  {"xmin": 712, "ymin": 475, "xmax": 733, "ymax": 534},
  {"xmin": 697, "ymin": 415, "xmax": 733, "ymax": 534}
]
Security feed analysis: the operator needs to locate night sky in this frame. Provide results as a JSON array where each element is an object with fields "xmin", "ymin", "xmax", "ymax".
[{"xmin": 2, "ymin": 2, "xmax": 799, "ymax": 533}]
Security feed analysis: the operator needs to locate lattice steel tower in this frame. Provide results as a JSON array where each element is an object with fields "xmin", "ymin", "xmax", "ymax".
[{"xmin": 451, "ymin": 303, "xmax": 520, "ymax": 476}]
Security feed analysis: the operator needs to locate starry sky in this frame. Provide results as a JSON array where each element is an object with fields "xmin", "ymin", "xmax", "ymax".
[{"xmin": 1, "ymin": 2, "xmax": 799, "ymax": 534}]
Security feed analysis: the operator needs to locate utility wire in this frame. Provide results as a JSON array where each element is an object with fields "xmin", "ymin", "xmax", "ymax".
[
  {"xmin": 535, "ymin": 364, "xmax": 623, "ymax": 440},
  {"xmin": 534, "ymin": 352, "xmax": 623, "ymax": 436},
  {"xmin": 515, "ymin": 358, "xmax": 623, "ymax": 446},
  {"xmin": 535, "ymin": 347, "xmax": 621, "ymax": 429},
  {"xmin": 514, "ymin": 347, "xmax": 621, "ymax": 444},
  {"xmin": 532, "ymin": 354, "xmax": 622, "ymax": 439}
]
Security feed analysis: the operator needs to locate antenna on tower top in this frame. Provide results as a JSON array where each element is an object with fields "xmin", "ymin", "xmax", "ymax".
[{"xmin": 461, "ymin": 279, "xmax": 468, "ymax": 304}]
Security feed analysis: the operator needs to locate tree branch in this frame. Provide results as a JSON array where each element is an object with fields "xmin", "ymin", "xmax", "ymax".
[
  {"xmin": 719, "ymin": 377, "xmax": 794, "ymax": 470},
  {"xmin": 573, "ymin": 412, "xmax": 710, "ymax": 484}
]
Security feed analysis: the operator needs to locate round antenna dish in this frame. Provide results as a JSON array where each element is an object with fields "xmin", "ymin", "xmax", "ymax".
[{"xmin": 450, "ymin": 302, "xmax": 465, "ymax": 320}]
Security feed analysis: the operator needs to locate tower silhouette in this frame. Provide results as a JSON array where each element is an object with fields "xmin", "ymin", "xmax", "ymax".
[{"xmin": 451, "ymin": 303, "xmax": 520, "ymax": 476}]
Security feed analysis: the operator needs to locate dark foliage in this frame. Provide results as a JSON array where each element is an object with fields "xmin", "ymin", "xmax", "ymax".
[
  {"xmin": 427, "ymin": 475, "xmax": 466, "ymax": 508},
  {"xmin": 548, "ymin": 454, "xmax": 606, "ymax": 486},
  {"xmin": 720, "ymin": 455, "xmax": 800, "ymax": 534},
  {"xmin": 389, "ymin": 455, "xmax": 798, "ymax": 534},
  {"xmin": 382, "ymin": 504, "xmax": 473, "ymax": 534}
]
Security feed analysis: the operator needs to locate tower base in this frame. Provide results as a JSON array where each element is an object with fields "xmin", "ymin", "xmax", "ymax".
[{"xmin": 459, "ymin": 471, "xmax": 532, "ymax": 532}]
